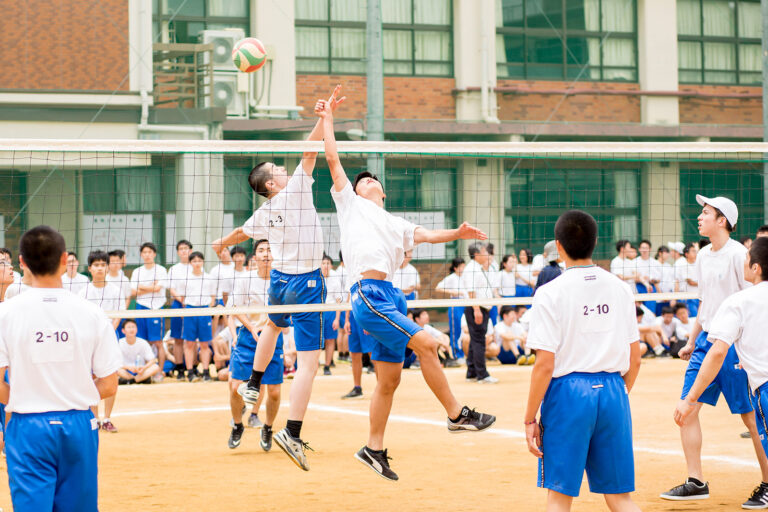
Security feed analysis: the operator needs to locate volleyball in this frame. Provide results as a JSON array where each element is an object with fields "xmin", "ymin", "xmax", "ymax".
[{"xmin": 232, "ymin": 38, "xmax": 267, "ymax": 73}]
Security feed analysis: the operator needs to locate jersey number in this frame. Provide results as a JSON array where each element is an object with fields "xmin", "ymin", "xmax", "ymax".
[
  {"xmin": 583, "ymin": 304, "xmax": 610, "ymax": 316},
  {"xmin": 268, "ymin": 215, "xmax": 283, "ymax": 228},
  {"xmin": 35, "ymin": 330, "xmax": 69, "ymax": 343}
]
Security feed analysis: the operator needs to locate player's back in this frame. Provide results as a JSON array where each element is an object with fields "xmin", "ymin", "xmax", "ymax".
[
  {"xmin": 0, "ymin": 287, "xmax": 119, "ymax": 413},
  {"xmin": 529, "ymin": 266, "xmax": 638, "ymax": 378}
]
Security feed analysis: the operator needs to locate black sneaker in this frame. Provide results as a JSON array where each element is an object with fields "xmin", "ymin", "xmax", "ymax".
[
  {"xmin": 228, "ymin": 424, "xmax": 244, "ymax": 449},
  {"xmin": 447, "ymin": 406, "xmax": 496, "ymax": 433},
  {"xmin": 743, "ymin": 482, "xmax": 768, "ymax": 509},
  {"xmin": 355, "ymin": 446, "xmax": 398, "ymax": 481},
  {"xmin": 341, "ymin": 387, "xmax": 363, "ymax": 400},
  {"xmin": 202, "ymin": 371, "xmax": 212, "ymax": 382},
  {"xmin": 660, "ymin": 479, "xmax": 710, "ymax": 500},
  {"xmin": 260, "ymin": 425, "xmax": 273, "ymax": 452},
  {"xmin": 176, "ymin": 369, "xmax": 185, "ymax": 381},
  {"xmin": 742, "ymin": 431, "xmax": 752, "ymax": 439},
  {"xmin": 187, "ymin": 370, "xmax": 195, "ymax": 383},
  {"xmin": 323, "ymin": 366, "xmax": 332, "ymax": 376}
]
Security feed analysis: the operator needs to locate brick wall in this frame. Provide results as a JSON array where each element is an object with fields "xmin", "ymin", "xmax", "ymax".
[
  {"xmin": 296, "ymin": 75, "xmax": 456, "ymax": 120},
  {"xmin": 0, "ymin": 0, "xmax": 129, "ymax": 91},
  {"xmin": 497, "ymin": 80, "xmax": 641, "ymax": 123},
  {"xmin": 679, "ymin": 85, "xmax": 762, "ymax": 125}
]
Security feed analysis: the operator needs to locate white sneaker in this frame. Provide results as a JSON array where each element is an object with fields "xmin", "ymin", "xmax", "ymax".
[
  {"xmin": 274, "ymin": 428, "xmax": 312, "ymax": 471},
  {"xmin": 151, "ymin": 373, "xmax": 164, "ymax": 383},
  {"xmin": 478, "ymin": 375, "xmax": 499, "ymax": 384}
]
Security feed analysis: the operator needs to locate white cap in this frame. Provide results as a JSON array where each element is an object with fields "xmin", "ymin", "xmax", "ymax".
[
  {"xmin": 667, "ymin": 241, "xmax": 685, "ymax": 254},
  {"xmin": 544, "ymin": 240, "xmax": 559, "ymax": 262},
  {"xmin": 696, "ymin": 194, "xmax": 738, "ymax": 228}
]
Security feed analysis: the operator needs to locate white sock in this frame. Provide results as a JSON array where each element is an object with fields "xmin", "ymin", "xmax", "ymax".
[
  {"xmin": 103, "ymin": 417, "xmax": 110, "ymax": 423},
  {"xmin": 653, "ymin": 345, "xmax": 664, "ymax": 356}
]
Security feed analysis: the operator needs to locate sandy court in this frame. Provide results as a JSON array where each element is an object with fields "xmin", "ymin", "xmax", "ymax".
[{"xmin": 0, "ymin": 358, "xmax": 763, "ymax": 511}]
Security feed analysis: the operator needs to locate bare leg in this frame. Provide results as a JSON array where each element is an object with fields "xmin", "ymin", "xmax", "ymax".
[
  {"xmin": 287, "ymin": 349, "xmax": 320, "ymax": 422},
  {"xmin": 104, "ymin": 394, "xmax": 116, "ymax": 418},
  {"xmin": 265, "ymin": 384, "xmax": 281, "ymax": 426},
  {"xmin": 408, "ymin": 331, "xmax": 462, "ymax": 418},
  {"xmin": 604, "ymin": 493, "xmax": 640, "ymax": 512},
  {"xmin": 229, "ymin": 379, "xmax": 245, "ymax": 423},
  {"xmin": 546, "ymin": 490, "xmax": 573, "ymax": 512},
  {"xmin": 253, "ymin": 387, "xmax": 265, "ymax": 416},
  {"xmin": 173, "ymin": 339, "xmax": 184, "ymax": 370},
  {"xmin": 351, "ymin": 352, "xmax": 363, "ymax": 388},
  {"xmin": 136, "ymin": 363, "xmax": 160, "ymax": 382},
  {"xmin": 368, "ymin": 361, "xmax": 402, "ymax": 450},
  {"xmin": 152, "ymin": 340, "xmax": 166, "ymax": 373},
  {"xmin": 183, "ymin": 341, "xmax": 197, "ymax": 371},
  {"xmin": 252, "ymin": 322, "xmax": 281, "ymax": 373},
  {"xmin": 680, "ymin": 402, "xmax": 705, "ymax": 480},
  {"xmin": 200, "ymin": 342, "xmax": 213, "ymax": 371},
  {"xmin": 742, "ymin": 411, "xmax": 768, "ymax": 481},
  {"xmin": 324, "ymin": 338, "xmax": 335, "ymax": 367}
]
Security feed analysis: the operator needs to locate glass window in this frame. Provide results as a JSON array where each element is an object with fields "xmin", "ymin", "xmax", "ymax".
[
  {"xmin": 295, "ymin": 0, "xmax": 453, "ymax": 76},
  {"xmin": 155, "ymin": 0, "xmax": 250, "ymax": 44},
  {"xmin": 496, "ymin": 0, "xmax": 638, "ymax": 82},
  {"xmin": 678, "ymin": 0, "xmax": 761, "ymax": 84}
]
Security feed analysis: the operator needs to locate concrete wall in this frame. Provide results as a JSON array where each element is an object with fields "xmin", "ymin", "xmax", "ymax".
[
  {"xmin": 637, "ymin": 0, "xmax": 679, "ymax": 125},
  {"xmin": 252, "ymin": 0, "xmax": 297, "ymax": 109}
]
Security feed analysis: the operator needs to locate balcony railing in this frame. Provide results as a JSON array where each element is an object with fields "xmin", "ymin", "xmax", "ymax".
[{"xmin": 152, "ymin": 43, "xmax": 213, "ymax": 109}]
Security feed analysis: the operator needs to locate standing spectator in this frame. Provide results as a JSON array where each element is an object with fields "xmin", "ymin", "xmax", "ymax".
[
  {"xmin": 535, "ymin": 241, "xmax": 562, "ymax": 291},
  {"xmin": 106, "ymin": 250, "xmax": 132, "ymax": 309},
  {"xmin": 392, "ymin": 249, "xmax": 420, "ymax": 300},
  {"xmin": 515, "ymin": 248, "xmax": 536, "ymax": 299},
  {"xmin": 499, "ymin": 254, "xmax": 518, "ymax": 298},
  {"xmin": 462, "ymin": 242, "xmax": 499, "ymax": 383},
  {"xmin": 757, "ymin": 225, "xmax": 768, "ymax": 238},
  {"xmin": 176, "ymin": 251, "xmax": 217, "ymax": 382},
  {"xmin": 0, "ymin": 258, "xmax": 15, "ymax": 302},
  {"xmin": 209, "ymin": 246, "xmax": 236, "ymax": 342},
  {"xmin": 740, "ymin": 236, "xmax": 753, "ymax": 249},
  {"xmin": 167, "ymin": 240, "xmax": 192, "ymax": 380},
  {"xmin": 610, "ymin": 240, "xmax": 636, "ymax": 288},
  {"xmin": 129, "ymin": 242, "xmax": 168, "ymax": 378},
  {"xmin": 634, "ymin": 240, "xmax": 661, "ymax": 312},
  {"xmin": 61, "ymin": 252, "xmax": 89, "ymax": 294},
  {"xmin": 0, "ymin": 248, "xmax": 21, "ymax": 285},
  {"xmin": 321, "ymin": 254, "xmax": 342, "ymax": 376},
  {"xmin": 434, "ymin": 257, "xmax": 467, "ymax": 362},
  {"xmin": 675, "ymin": 243, "xmax": 700, "ymax": 317}
]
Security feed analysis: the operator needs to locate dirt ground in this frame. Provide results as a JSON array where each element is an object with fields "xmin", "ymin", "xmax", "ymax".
[{"xmin": 0, "ymin": 358, "xmax": 763, "ymax": 511}]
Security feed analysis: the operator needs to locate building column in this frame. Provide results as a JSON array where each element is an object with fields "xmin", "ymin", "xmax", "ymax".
[
  {"xmin": 176, "ymin": 154, "xmax": 224, "ymax": 263},
  {"xmin": 251, "ymin": 0, "xmax": 297, "ymax": 109},
  {"xmin": 641, "ymin": 161, "xmax": 682, "ymax": 247},
  {"xmin": 638, "ymin": 0, "xmax": 679, "ymax": 125},
  {"xmin": 458, "ymin": 157, "xmax": 505, "ymax": 257}
]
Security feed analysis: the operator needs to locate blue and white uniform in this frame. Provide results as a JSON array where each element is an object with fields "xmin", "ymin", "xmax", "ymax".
[
  {"xmin": 332, "ymin": 181, "xmax": 422, "ymax": 363},
  {"xmin": 175, "ymin": 271, "xmax": 216, "ymax": 343},
  {"xmin": 167, "ymin": 262, "xmax": 190, "ymax": 339},
  {"xmin": 130, "ymin": 264, "xmax": 168, "ymax": 341},
  {"xmin": 681, "ymin": 238, "xmax": 752, "ymax": 413},
  {"xmin": 242, "ymin": 164, "xmax": 326, "ymax": 351},
  {"xmin": 527, "ymin": 266, "xmax": 639, "ymax": 497},
  {"xmin": 0, "ymin": 287, "xmax": 122, "ymax": 512}
]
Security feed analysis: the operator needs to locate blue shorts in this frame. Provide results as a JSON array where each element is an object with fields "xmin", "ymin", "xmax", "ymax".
[
  {"xmin": 182, "ymin": 305, "xmax": 212, "ymax": 342},
  {"xmin": 323, "ymin": 310, "xmax": 337, "ymax": 340},
  {"xmin": 170, "ymin": 300, "xmax": 184, "ymax": 339},
  {"xmin": 681, "ymin": 330, "xmax": 753, "ymax": 414},
  {"xmin": 347, "ymin": 310, "xmax": 374, "ymax": 354},
  {"xmin": 351, "ymin": 280, "xmax": 421, "ymax": 364},
  {"xmin": 6, "ymin": 409, "xmax": 99, "ymax": 512},
  {"xmin": 753, "ymin": 384, "xmax": 768, "ymax": 459},
  {"xmin": 268, "ymin": 269, "xmax": 326, "ymax": 352},
  {"xmin": 217, "ymin": 298, "xmax": 225, "ymax": 306},
  {"xmin": 539, "ymin": 372, "xmax": 634, "ymax": 497},
  {"xmin": 498, "ymin": 346, "xmax": 521, "ymax": 364},
  {"xmin": 230, "ymin": 328, "xmax": 284, "ymax": 385},
  {"xmin": 135, "ymin": 303, "xmax": 164, "ymax": 341}
]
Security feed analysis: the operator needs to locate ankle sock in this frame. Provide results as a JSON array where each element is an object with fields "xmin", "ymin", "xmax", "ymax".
[
  {"xmin": 286, "ymin": 419, "xmax": 302, "ymax": 439},
  {"xmin": 248, "ymin": 370, "xmax": 264, "ymax": 389},
  {"xmin": 687, "ymin": 477, "xmax": 705, "ymax": 486}
]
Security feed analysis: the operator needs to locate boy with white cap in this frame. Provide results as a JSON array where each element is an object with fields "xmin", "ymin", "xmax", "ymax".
[{"xmin": 661, "ymin": 195, "xmax": 768, "ymax": 504}]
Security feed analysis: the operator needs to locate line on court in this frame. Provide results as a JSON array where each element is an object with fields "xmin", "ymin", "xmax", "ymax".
[{"xmin": 110, "ymin": 401, "xmax": 760, "ymax": 469}]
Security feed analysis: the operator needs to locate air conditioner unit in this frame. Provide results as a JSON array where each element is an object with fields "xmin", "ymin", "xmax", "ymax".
[
  {"xmin": 206, "ymin": 72, "xmax": 248, "ymax": 118},
  {"xmin": 200, "ymin": 28, "xmax": 246, "ymax": 72}
]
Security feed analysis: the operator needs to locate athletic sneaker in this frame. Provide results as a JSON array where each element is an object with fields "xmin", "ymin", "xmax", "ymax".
[
  {"xmin": 176, "ymin": 370, "xmax": 185, "ymax": 381},
  {"xmin": 516, "ymin": 355, "xmax": 526, "ymax": 366},
  {"xmin": 447, "ymin": 406, "xmax": 496, "ymax": 433},
  {"xmin": 341, "ymin": 387, "xmax": 363, "ymax": 399},
  {"xmin": 237, "ymin": 382, "xmax": 260, "ymax": 404},
  {"xmin": 202, "ymin": 371, "xmax": 212, "ymax": 382},
  {"xmin": 444, "ymin": 358, "xmax": 460, "ymax": 368},
  {"xmin": 101, "ymin": 420, "xmax": 118, "ymax": 433},
  {"xmin": 355, "ymin": 446, "xmax": 398, "ymax": 481},
  {"xmin": 323, "ymin": 366, "xmax": 332, "ymax": 376},
  {"xmin": 284, "ymin": 367, "xmax": 296, "ymax": 379},
  {"xmin": 660, "ymin": 479, "xmax": 710, "ymax": 500},
  {"xmin": 478, "ymin": 375, "xmax": 499, "ymax": 384},
  {"xmin": 260, "ymin": 426, "xmax": 273, "ymax": 452},
  {"xmin": 274, "ymin": 427, "xmax": 313, "ymax": 471},
  {"xmin": 365, "ymin": 364, "xmax": 376, "ymax": 374},
  {"xmin": 151, "ymin": 372, "xmax": 164, "ymax": 383},
  {"xmin": 247, "ymin": 413, "xmax": 263, "ymax": 429},
  {"xmin": 742, "ymin": 431, "xmax": 752, "ymax": 439},
  {"xmin": 526, "ymin": 354, "xmax": 536, "ymax": 365},
  {"xmin": 228, "ymin": 423, "xmax": 244, "ymax": 449},
  {"xmin": 743, "ymin": 482, "xmax": 768, "ymax": 509}
]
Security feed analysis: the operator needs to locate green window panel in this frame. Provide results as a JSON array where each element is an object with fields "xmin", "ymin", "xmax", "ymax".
[{"xmin": 154, "ymin": 0, "xmax": 250, "ymax": 44}]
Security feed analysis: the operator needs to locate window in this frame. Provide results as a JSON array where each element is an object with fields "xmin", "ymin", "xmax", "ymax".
[
  {"xmin": 680, "ymin": 166, "xmax": 764, "ymax": 241},
  {"xmin": 505, "ymin": 162, "xmax": 641, "ymax": 260},
  {"xmin": 677, "ymin": 0, "xmax": 761, "ymax": 84},
  {"xmin": 496, "ymin": 0, "xmax": 638, "ymax": 82},
  {"xmin": 295, "ymin": 0, "xmax": 453, "ymax": 76},
  {"xmin": 154, "ymin": 0, "xmax": 250, "ymax": 44},
  {"xmin": 0, "ymin": 171, "xmax": 26, "ymax": 253}
]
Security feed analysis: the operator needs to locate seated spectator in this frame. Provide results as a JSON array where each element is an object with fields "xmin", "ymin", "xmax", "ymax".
[
  {"xmin": 460, "ymin": 313, "xmax": 500, "ymax": 361},
  {"xmin": 494, "ymin": 305, "xmax": 534, "ymax": 365},
  {"xmin": 671, "ymin": 303, "xmax": 693, "ymax": 357},
  {"xmin": 654, "ymin": 306, "xmax": 679, "ymax": 344},
  {"xmin": 212, "ymin": 321, "xmax": 234, "ymax": 381},
  {"xmin": 410, "ymin": 309, "xmax": 456, "ymax": 367},
  {"xmin": 117, "ymin": 319, "xmax": 161, "ymax": 385},
  {"xmin": 282, "ymin": 326, "xmax": 297, "ymax": 379},
  {"xmin": 635, "ymin": 306, "xmax": 669, "ymax": 358}
]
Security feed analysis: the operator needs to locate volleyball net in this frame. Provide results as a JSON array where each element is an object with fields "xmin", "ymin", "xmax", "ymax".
[{"xmin": 1, "ymin": 139, "xmax": 765, "ymax": 319}]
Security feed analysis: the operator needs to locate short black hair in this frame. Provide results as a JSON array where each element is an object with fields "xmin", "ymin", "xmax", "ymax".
[
  {"xmin": 500, "ymin": 305, "xmax": 515, "ymax": 318},
  {"xmin": 555, "ymin": 210, "xmax": 598, "ymax": 260},
  {"xmin": 501, "ymin": 254, "xmax": 514, "ymax": 267},
  {"xmin": 615, "ymin": 239, "xmax": 629, "ymax": 253},
  {"xmin": 140, "ymin": 242, "xmax": 157, "ymax": 253},
  {"xmin": 353, "ymin": 171, "xmax": 380, "ymax": 194},
  {"xmin": 107, "ymin": 250, "xmax": 122, "ymax": 260},
  {"xmin": 230, "ymin": 246, "xmax": 247, "ymax": 257},
  {"xmin": 253, "ymin": 239, "xmax": 268, "ymax": 249},
  {"xmin": 449, "ymin": 257, "xmax": 464, "ymax": 273},
  {"xmin": 740, "ymin": 236, "xmax": 753, "ymax": 245},
  {"xmin": 410, "ymin": 308, "xmax": 427, "ymax": 320},
  {"xmin": 486, "ymin": 243, "xmax": 495, "ymax": 255},
  {"xmin": 189, "ymin": 251, "xmax": 205, "ymax": 261},
  {"xmin": 19, "ymin": 226, "xmax": 66, "ymax": 276},
  {"xmin": 673, "ymin": 303, "xmax": 689, "ymax": 314},
  {"xmin": 639, "ymin": 239, "xmax": 651, "ymax": 249},
  {"xmin": 712, "ymin": 206, "xmax": 734, "ymax": 232},
  {"xmin": 699, "ymin": 238, "xmax": 710, "ymax": 249},
  {"xmin": 122, "ymin": 318, "xmax": 138, "ymax": 328},
  {"xmin": 112, "ymin": 249, "xmax": 126, "ymax": 258},
  {"xmin": 67, "ymin": 251, "xmax": 78, "ymax": 259},
  {"xmin": 249, "ymin": 162, "xmax": 274, "ymax": 198},
  {"xmin": 0, "ymin": 248, "xmax": 11, "ymax": 259},
  {"xmin": 322, "ymin": 253, "xmax": 333, "ymax": 263},
  {"xmin": 749, "ymin": 237, "xmax": 768, "ymax": 281},
  {"xmin": 683, "ymin": 242, "xmax": 696, "ymax": 256},
  {"xmin": 176, "ymin": 239, "xmax": 192, "ymax": 250},
  {"xmin": 656, "ymin": 246, "xmax": 669, "ymax": 256},
  {"xmin": 338, "ymin": 250, "xmax": 344, "ymax": 263},
  {"xmin": 635, "ymin": 305, "xmax": 644, "ymax": 317},
  {"xmin": 514, "ymin": 305, "xmax": 527, "ymax": 314},
  {"xmin": 87, "ymin": 250, "xmax": 109, "ymax": 267},
  {"xmin": 758, "ymin": 225, "xmax": 768, "ymax": 235},
  {"xmin": 661, "ymin": 306, "xmax": 674, "ymax": 316}
]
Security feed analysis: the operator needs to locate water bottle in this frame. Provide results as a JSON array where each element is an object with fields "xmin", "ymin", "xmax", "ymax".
[{"xmin": 135, "ymin": 355, "xmax": 142, "ymax": 372}]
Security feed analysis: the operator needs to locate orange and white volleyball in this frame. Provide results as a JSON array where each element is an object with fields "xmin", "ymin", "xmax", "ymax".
[{"xmin": 232, "ymin": 38, "xmax": 267, "ymax": 73}]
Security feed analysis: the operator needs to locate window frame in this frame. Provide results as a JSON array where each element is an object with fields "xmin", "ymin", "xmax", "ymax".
[{"xmin": 154, "ymin": 0, "xmax": 250, "ymax": 44}]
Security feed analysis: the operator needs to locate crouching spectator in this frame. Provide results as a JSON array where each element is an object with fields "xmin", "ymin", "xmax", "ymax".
[
  {"xmin": 635, "ymin": 306, "xmax": 670, "ymax": 358},
  {"xmin": 670, "ymin": 303, "xmax": 693, "ymax": 357},
  {"xmin": 410, "ymin": 309, "xmax": 458, "ymax": 367},
  {"xmin": 118, "ymin": 319, "xmax": 161, "ymax": 385},
  {"xmin": 495, "ymin": 305, "xmax": 534, "ymax": 365}
]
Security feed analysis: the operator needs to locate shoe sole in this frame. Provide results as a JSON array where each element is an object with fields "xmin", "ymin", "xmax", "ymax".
[
  {"xmin": 260, "ymin": 440, "xmax": 272, "ymax": 452},
  {"xmin": 742, "ymin": 504, "xmax": 768, "ymax": 510},
  {"xmin": 228, "ymin": 438, "xmax": 242, "ymax": 449},
  {"xmin": 274, "ymin": 433, "xmax": 309, "ymax": 471},
  {"xmin": 354, "ymin": 451, "xmax": 398, "ymax": 481},
  {"xmin": 447, "ymin": 416, "xmax": 497, "ymax": 434},
  {"xmin": 341, "ymin": 395, "xmax": 364, "ymax": 400},
  {"xmin": 659, "ymin": 494, "xmax": 710, "ymax": 501},
  {"xmin": 237, "ymin": 383, "xmax": 260, "ymax": 405}
]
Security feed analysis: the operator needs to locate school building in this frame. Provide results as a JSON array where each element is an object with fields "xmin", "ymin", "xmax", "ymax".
[{"xmin": 0, "ymin": 0, "xmax": 765, "ymax": 269}]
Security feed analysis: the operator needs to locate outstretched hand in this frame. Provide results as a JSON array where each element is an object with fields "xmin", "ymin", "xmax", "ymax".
[
  {"xmin": 315, "ymin": 99, "xmax": 331, "ymax": 118},
  {"xmin": 456, "ymin": 222, "xmax": 488, "ymax": 240},
  {"xmin": 328, "ymin": 84, "xmax": 346, "ymax": 111}
]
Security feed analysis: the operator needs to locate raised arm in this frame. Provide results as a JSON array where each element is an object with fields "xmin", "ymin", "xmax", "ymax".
[
  {"xmin": 414, "ymin": 222, "xmax": 488, "ymax": 245},
  {"xmin": 212, "ymin": 227, "xmax": 249, "ymax": 255},
  {"xmin": 302, "ymin": 85, "xmax": 346, "ymax": 176},
  {"xmin": 316, "ymin": 98, "xmax": 349, "ymax": 192}
]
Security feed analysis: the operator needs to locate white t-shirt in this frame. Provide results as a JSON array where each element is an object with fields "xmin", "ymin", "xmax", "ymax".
[
  {"xmin": 0, "ymin": 288, "xmax": 122, "ymax": 413},
  {"xmin": 118, "ymin": 337, "xmax": 156, "ymax": 366},
  {"xmin": 527, "ymin": 266, "xmax": 639, "ymax": 378},
  {"xmin": 209, "ymin": 263, "xmax": 235, "ymax": 300},
  {"xmin": 167, "ymin": 262, "xmax": 191, "ymax": 299},
  {"xmin": 79, "ymin": 282, "xmax": 125, "ymax": 312},
  {"xmin": 230, "ymin": 271, "xmax": 270, "ymax": 308},
  {"xmin": 4, "ymin": 282, "xmax": 30, "ymax": 300},
  {"xmin": 494, "ymin": 321, "xmax": 525, "ymax": 348},
  {"xmin": 638, "ymin": 304, "xmax": 656, "ymax": 326},
  {"xmin": 176, "ymin": 272, "xmax": 216, "ymax": 307},
  {"xmin": 675, "ymin": 258, "xmax": 698, "ymax": 294},
  {"xmin": 423, "ymin": 324, "xmax": 445, "ymax": 340},
  {"xmin": 393, "ymin": 263, "xmax": 421, "ymax": 296},
  {"xmin": 695, "ymin": 238, "xmax": 750, "ymax": 332},
  {"xmin": 499, "ymin": 270, "xmax": 517, "ymax": 296},
  {"xmin": 634, "ymin": 257, "xmax": 661, "ymax": 284},
  {"xmin": 658, "ymin": 263, "xmax": 676, "ymax": 293},
  {"xmin": 708, "ymin": 281, "xmax": 768, "ymax": 391},
  {"xmin": 331, "ymin": 181, "xmax": 418, "ymax": 284},
  {"xmin": 531, "ymin": 254, "xmax": 545, "ymax": 273},
  {"xmin": 654, "ymin": 316, "xmax": 679, "ymax": 340},
  {"xmin": 106, "ymin": 272, "xmax": 132, "ymax": 303},
  {"xmin": 12, "ymin": 271, "xmax": 21, "ymax": 283},
  {"xmin": 610, "ymin": 256, "xmax": 636, "ymax": 286},
  {"xmin": 461, "ymin": 314, "xmax": 494, "ymax": 336},
  {"xmin": 242, "ymin": 165, "xmax": 324, "ymax": 274},
  {"xmin": 461, "ymin": 260, "xmax": 498, "ymax": 300},
  {"xmin": 325, "ymin": 271, "xmax": 344, "ymax": 304},
  {"xmin": 435, "ymin": 272, "xmax": 467, "ymax": 298},
  {"xmin": 130, "ymin": 264, "xmax": 168, "ymax": 309},
  {"xmin": 333, "ymin": 265, "xmax": 351, "ymax": 301},
  {"xmin": 515, "ymin": 263, "xmax": 535, "ymax": 287},
  {"xmin": 61, "ymin": 272, "xmax": 89, "ymax": 294},
  {"xmin": 676, "ymin": 318, "xmax": 693, "ymax": 340}
]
